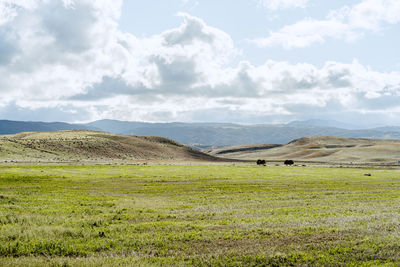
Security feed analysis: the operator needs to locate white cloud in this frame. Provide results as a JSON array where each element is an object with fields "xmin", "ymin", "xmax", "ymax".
[
  {"xmin": 0, "ymin": 0, "xmax": 125, "ymax": 99},
  {"xmin": 0, "ymin": 1, "xmax": 400, "ymax": 124},
  {"xmin": 257, "ymin": 0, "xmax": 308, "ymax": 10},
  {"xmin": 252, "ymin": 19, "xmax": 354, "ymax": 48},
  {"xmin": 0, "ymin": 3, "xmax": 17, "ymax": 26},
  {"xmin": 252, "ymin": 0, "xmax": 400, "ymax": 48}
]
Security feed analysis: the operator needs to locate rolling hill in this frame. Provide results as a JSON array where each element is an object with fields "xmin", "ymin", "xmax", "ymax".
[
  {"xmin": 0, "ymin": 130, "xmax": 219, "ymax": 163},
  {"xmin": 205, "ymin": 136, "xmax": 400, "ymax": 164}
]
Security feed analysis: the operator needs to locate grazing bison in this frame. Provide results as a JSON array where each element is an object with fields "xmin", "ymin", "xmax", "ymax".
[
  {"xmin": 284, "ymin": 160, "xmax": 294, "ymax": 166},
  {"xmin": 257, "ymin": 159, "xmax": 266, "ymax": 165}
]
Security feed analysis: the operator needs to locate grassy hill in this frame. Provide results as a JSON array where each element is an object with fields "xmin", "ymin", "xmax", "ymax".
[
  {"xmin": 0, "ymin": 130, "xmax": 219, "ymax": 163},
  {"xmin": 205, "ymin": 136, "xmax": 400, "ymax": 164}
]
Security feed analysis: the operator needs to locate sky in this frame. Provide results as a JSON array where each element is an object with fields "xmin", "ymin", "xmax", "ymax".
[{"xmin": 0, "ymin": 0, "xmax": 399, "ymax": 127}]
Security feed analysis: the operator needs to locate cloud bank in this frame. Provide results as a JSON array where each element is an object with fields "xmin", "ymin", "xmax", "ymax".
[
  {"xmin": 0, "ymin": 0, "xmax": 399, "ymax": 125},
  {"xmin": 252, "ymin": 0, "xmax": 400, "ymax": 48}
]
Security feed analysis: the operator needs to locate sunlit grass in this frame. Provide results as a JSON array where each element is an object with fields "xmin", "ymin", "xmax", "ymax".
[{"xmin": 1, "ymin": 165, "xmax": 400, "ymax": 266}]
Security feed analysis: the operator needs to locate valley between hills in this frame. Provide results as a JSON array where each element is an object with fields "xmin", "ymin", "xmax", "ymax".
[
  {"xmin": 205, "ymin": 136, "xmax": 400, "ymax": 165},
  {"xmin": 1, "ymin": 130, "xmax": 399, "ymax": 166}
]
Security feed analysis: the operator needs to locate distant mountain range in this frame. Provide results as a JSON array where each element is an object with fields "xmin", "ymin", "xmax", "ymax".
[
  {"xmin": 288, "ymin": 119, "xmax": 361, "ymax": 130},
  {"xmin": 0, "ymin": 120, "xmax": 96, "ymax": 134},
  {"xmin": 1, "ymin": 119, "xmax": 400, "ymax": 149}
]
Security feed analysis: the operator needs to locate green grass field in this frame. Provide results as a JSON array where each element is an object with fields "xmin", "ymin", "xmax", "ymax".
[{"xmin": 1, "ymin": 165, "xmax": 400, "ymax": 266}]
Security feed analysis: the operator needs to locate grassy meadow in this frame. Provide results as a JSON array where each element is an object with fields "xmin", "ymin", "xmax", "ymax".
[{"xmin": 1, "ymin": 164, "xmax": 400, "ymax": 266}]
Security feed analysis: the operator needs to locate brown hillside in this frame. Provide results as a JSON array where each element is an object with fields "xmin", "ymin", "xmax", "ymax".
[
  {"xmin": 0, "ymin": 130, "xmax": 220, "ymax": 163},
  {"xmin": 205, "ymin": 136, "xmax": 400, "ymax": 164}
]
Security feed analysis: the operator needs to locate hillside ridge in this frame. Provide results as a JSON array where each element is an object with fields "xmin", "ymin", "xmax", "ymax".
[{"xmin": 0, "ymin": 130, "xmax": 220, "ymax": 163}]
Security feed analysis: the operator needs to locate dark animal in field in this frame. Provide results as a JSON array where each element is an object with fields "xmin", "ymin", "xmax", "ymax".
[
  {"xmin": 284, "ymin": 160, "xmax": 294, "ymax": 166},
  {"xmin": 364, "ymin": 173, "xmax": 371, "ymax": 176},
  {"xmin": 257, "ymin": 159, "xmax": 266, "ymax": 165}
]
